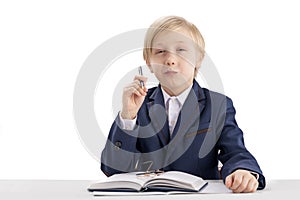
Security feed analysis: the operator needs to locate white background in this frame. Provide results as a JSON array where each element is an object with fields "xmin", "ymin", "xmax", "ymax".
[{"xmin": 0, "ymin": 0, "xmax": 299, "ymax": 180}]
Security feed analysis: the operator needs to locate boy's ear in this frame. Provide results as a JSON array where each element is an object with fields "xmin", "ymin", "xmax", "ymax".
[{"xmin": 196, "ymin": 52, "xmax": 205, "ymax": 69}]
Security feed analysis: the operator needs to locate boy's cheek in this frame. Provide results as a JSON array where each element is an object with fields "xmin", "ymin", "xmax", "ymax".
[
  {"xmin": 175, "ymin": 54, "xmax": 196, "ymax": 66},
  {"xmin": 148, "ymin": 62, "xmax": 164, "ymax": 70}
]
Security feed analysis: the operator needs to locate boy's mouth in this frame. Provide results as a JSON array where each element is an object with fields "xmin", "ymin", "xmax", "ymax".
[
  {"xmin": 164, "ymin": 71, "xmax": 178, "ymax": 76},
  {"xmin": 163, "ymin": 68, "xmax": 179, "ymax": 75}
]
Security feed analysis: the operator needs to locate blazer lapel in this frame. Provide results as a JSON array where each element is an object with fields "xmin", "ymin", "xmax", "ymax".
[
  {"xmin": 146, "ymin": 86, "xmax": 170, "ymax": 146},
  {"xmin": 170, "ymin": 80, "xmax": 206, "ymax": 140}
]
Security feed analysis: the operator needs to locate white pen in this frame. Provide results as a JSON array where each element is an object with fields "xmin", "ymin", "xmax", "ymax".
[{"xmin": 138, "ymin": 66, "xmax": 144, "ymax": 88}]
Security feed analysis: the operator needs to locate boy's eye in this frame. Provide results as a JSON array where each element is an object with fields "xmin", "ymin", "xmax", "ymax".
[
  {"xmin": 177, "ymin": 48, "xmax": 186, "ymax": 52},
  {"xmin": 155, "ymin": 50, "xmax": 166, "ymax": 54}
]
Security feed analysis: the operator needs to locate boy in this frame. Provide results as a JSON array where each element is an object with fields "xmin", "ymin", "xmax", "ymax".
[{"xmin": 101, "ymin": 16, "xmax": 265, "ymax": 193}]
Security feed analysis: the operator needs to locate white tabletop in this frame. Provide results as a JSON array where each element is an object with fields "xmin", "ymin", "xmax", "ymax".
[{"xmin": 0, "ymin": 180, "xmax": 299, "ymax": 200}]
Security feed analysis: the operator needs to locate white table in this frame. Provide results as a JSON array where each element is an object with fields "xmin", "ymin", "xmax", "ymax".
[{"xmin": 0, "ymin": 180, "xmax": 299, "ymax": 200}]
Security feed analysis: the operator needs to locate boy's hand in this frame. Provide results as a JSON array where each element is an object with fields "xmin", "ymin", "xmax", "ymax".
[
  {"xmin": 225, "ymin": 169, "xmax": 258, "ymax": 193},
  {"xmin": 120, "ymin": 75, "xmax": 147, "ymax": 119}
]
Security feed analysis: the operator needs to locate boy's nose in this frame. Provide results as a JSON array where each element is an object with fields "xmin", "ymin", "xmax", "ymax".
[{"xmin": 165, "ymin": 53, "xmax": 177, "ymax": 66}]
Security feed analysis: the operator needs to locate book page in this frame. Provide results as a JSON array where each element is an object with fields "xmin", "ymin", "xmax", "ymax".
[
  {"xmin": 145, "ymin": 171, "xmax": 206, "ymax": 191},
  {"xmin": 89, "ymin": 172, "xmax": 150, "ymax": 191},
  {"xmin": 102, "ymin": 172, "xmax": 148, "ymax": 185}
]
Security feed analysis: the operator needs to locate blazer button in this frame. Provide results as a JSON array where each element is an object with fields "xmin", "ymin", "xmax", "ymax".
[{"xmin": 114, "ymin": 141, "xmax": 122, "ymax": 150}]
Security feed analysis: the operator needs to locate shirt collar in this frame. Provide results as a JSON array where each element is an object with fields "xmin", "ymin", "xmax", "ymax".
[{"xmin": 161, "ymin": 85, "xmax": 193, "ymax": 108}]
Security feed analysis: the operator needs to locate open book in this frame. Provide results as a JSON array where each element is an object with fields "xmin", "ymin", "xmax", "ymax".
[{"xmin": 88, "ymin": 171, "xmax": 208, "ymax": 193}]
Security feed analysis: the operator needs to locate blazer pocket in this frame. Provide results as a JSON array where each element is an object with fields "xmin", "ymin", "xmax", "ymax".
[{"xmin": 185, "ymin": 122, "xmax": 212, "ymax": 138}]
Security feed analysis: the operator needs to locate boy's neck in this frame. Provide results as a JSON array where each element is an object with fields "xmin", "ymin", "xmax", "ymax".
[{"xmin": 161, "ymin": 82, "xmax": 193, "ymax": 97}]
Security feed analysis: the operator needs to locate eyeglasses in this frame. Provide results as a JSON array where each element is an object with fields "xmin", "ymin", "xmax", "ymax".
[
  {"xmin": 136, "ymin": 169, "xmax": 164, "ymax": 177},
  {"xmin": 134, "ymin": 160, "xmax": 164, "ymax": 177}
]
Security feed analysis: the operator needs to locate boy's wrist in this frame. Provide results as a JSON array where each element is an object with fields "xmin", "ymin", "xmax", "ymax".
[
  {"xmin": 118, "ymin": 112, "xmax": 137, "ymax": 130},
  {"xmin": 120, "ymin": 110, "xmax": 136, "ymax": 120}
]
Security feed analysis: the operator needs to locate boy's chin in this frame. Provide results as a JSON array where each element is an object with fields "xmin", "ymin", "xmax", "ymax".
[{"xmin": 162, "ymin": 81, "xmax": 191, "ymax": 93}]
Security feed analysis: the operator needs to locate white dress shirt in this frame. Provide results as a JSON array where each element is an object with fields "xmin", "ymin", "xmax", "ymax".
[{"xmin": 161, "ymin": 86, "xmax": 192, "ymax": 134}]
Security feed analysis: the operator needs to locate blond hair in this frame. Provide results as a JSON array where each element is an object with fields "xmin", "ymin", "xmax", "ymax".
[{"xmin": 143, "ymin": 16, "xmax": 205, "ymax": 76}]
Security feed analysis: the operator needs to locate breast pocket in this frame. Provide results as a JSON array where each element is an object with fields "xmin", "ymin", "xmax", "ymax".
[{"xmin": 185, "ymin": 122, "xmax": 212, "ymax": 138}]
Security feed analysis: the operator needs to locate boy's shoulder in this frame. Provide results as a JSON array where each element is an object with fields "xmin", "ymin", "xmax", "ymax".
[{"xmin": 201, "ymin": 87, "xmax": 228, "ymax": 100}]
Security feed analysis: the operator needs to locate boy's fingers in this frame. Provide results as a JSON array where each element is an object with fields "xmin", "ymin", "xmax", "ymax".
[
  {"xmin": 134, "ymin": 75, "xmax": 148, "ymax": 83},
  {"xmin": 225, "ymin": 174, "xmax": 233, "ymax": 188},
  {"xmin": 230, "ymin": 173, "xmax": 243, "ymax": 190},
  {"xmin": 246, "ymin": 178, "xmax": 259, "ymax": 193},
  {"xmin": 124, "ymin": 81, "xmax": 147, "ymax": 96},
  {"xmin": 233, "ymin": 178, "xmax": 249, "ymax": 193},
  {"xmin": 134, "ymin": 80, "xmax": 147, "ymax": 94}
]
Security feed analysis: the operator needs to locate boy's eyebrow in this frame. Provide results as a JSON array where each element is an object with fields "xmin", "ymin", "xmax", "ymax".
[{"xmin": 153, "ymin": 41, "xmax": 187, "ymax": 47}]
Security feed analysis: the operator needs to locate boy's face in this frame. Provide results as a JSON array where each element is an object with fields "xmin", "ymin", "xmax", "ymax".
[{"xmin": 147, "ymin": 28, "xmax": 201, "ymax": 96}]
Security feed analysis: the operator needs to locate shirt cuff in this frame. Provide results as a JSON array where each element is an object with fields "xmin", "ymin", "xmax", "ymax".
[{"xmin": 119, "ymin": 113, "xmax": 137, "ymax": 130}]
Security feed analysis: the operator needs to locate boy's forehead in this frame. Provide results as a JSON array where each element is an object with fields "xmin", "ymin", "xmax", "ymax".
[{"xmin": 152, "ymin": 29, "xmax": 194, "ymax": 46}]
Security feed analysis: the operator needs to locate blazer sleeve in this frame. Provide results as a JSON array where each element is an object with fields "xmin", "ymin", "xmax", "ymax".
[
  {"xmin": 101, "ymin": 113, "xmax": 140, "ymax": 176},
  {"xmin": 217, "ymin": 97, "xmax": 266, "ymax": 190}
]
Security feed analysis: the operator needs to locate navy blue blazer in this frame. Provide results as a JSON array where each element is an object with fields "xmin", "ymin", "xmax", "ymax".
[{"xmin": 101, "ymin": 80, "xmax": 266, "ymax": 189}]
